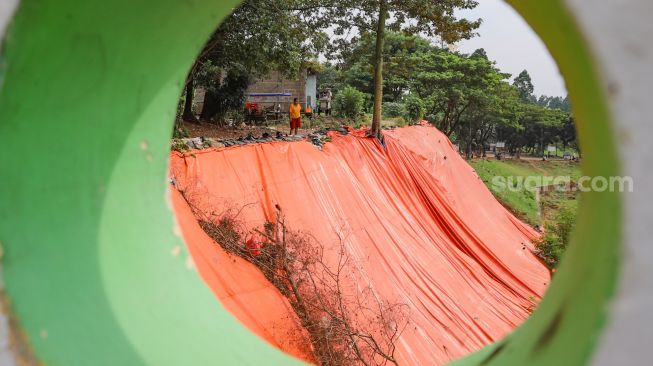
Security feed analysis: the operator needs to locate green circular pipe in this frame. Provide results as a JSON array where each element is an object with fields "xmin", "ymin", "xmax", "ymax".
[{"xmin": 0, "ymin": 0, "xmax": 619, "ymax": 365}]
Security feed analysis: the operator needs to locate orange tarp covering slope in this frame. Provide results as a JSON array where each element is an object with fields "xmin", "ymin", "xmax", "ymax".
[
  {"xmin": 170, "ymin": 124, "xmax": 550, "ymax": 365},
  {"xmin": 170, "ymin": 188, "xmax": 314, "ymax": 362}
]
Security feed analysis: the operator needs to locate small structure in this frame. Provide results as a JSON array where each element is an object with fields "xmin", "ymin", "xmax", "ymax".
[
  {"xmin": 495, "ymin": 141, "xmax": 507, "ymax": 159},
  {"xmin": 245, "ymin": 68, "xmax": 318, "ymax": 119}
]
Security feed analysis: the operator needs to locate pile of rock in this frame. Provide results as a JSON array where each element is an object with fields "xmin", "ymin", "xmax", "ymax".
[{"xmin": 170, "ymin": 127, "xmax": 351, "ymax": 152}]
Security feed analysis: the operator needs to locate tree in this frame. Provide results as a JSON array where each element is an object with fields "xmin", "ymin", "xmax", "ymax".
[
  {"xmin": 179, "ymin": 0, "xmax": 328, "ymax": 122},
  {"xmin": 513, "ymin": 70, "xmax": 535, "ymax": 103},
  {"xmin": 470, "ymin": 47, "xmax": 488, "ymax": 59},
  {"xmin": 306, "ymin": 0, "xmax": 481, "ymax": 138},
  {"xmin": 197, "ymin": 64, "xmax": 252, "ymax": 122},
  {"xmin": 404, "ymin": 94, "xmax": 426, "ymax": 122},
  {"xmin": 317, "ymin": 63, "xmax": 343, "ymax": 95},
  {"xmin": 315, "ymin": 31, "xmax": 576, "ymax": 159},
  {"xmin": 340, "ymin": 31, "xmax": 434, "ymax": 103},
  {"xmin": 412, "ymin": 49, "xmax": 508, "ymax": 137},
  {"xmin": 333, "ymin": 86, "xmax": 368, "ymax": 120},
  {"xmin": 463, "ymin": 82, "xmax": 522, "ymax": 158},
  {"xmin": 537, "ymin": 94, "xmax": 571, "ymax": 113},
  {"xmin": 496, "ymin": 101, "xmax": 566, "ymax": 157}
]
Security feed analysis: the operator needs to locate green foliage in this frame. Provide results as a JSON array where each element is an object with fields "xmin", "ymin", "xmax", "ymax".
[
  {"xmin": 470, "ymin": 48, "xmax": 488, "ymax": 59},
  {"xmin": 328, "ymin": 30, "xmax": 576, "ymax": 153},
  {"xmin": 404, "ymin": 94, "xmax": 425, "ymax": 122},
  {"xmin": 310, "ymin": 1, "xmax": 480, "ymax": 60},
  {"xmin": 306, "ymin": 0, "xmax": 481, "ymax": 135},
  {"xmin": 382, "ymin": 102, "xmax": 407, "ymax": 118},
  {"xmin": 470, "ymin": 159, "xmax": 581, "ymax": 226},
  {"xmin": 199, "ymin": 65, "xmax": 252, "ymax": 121},
  {"xmin": 535, "ymin": 204, "xmax": 577, "ymax": 268},
  {"xmin": 496, "ymin": 101, "xmax": 568, "ymax": 155},
  {"xmin": 333, "ymin": 86, "xmax": 367, "ymax": 120},
  {"xmin": 310, "ymin": 115, "xmax": 346, "ymax": 130},
  {"xmin": 551, "ymin": 204, "xmax": 576, "ymax": 247},
  {"xmin": 198, "ymin": 0, "xmax": 328, "ymax": 78},
  {"xmin": 537, "ymin": 94, "xmax": 571, "ymax": 112},
  {"xmin": 171, "ymin": 140, "xmax": 189, "ymax": 153},
  {"xmin": 340, "ymin": 32, "xmax": 434, "ymax": 102},
  {"xmin": 535, "ymin": 233, "xmax": 565, "ymax": 268},
  {"xmin": 513, "ymin": 70, "xmax": 535, "ymax": 102},
  {"xmin": 386, "ymin": 116, "xmax": 408, "ymax": 127},
  {"xmin": 173, "ymin": 124, "xmax": 190, "ymax": 139},
  {"xmin": 359, "ymin": 113, "xmax": 373, "ymax": 127},
  {"xmin": 411, "ymin": 48, "xmax": 511, "ymax": 137},
  {"xmin": 317, "ymin": 64, "xmax": 343, "ymax": 95},
  {"xmin": 181, "ymin": 0, "xmax": 330, "ymax": 122}
]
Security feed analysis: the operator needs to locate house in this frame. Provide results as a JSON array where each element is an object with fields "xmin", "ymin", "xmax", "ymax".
[{"xmin": 245, "ymin": 68, "xmax": 318, "ymax": 114}]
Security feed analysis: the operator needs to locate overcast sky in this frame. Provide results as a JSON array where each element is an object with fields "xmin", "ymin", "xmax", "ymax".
[{"xmin": 455, "ymin": 0, "xmax": 567, "ymax": 97}]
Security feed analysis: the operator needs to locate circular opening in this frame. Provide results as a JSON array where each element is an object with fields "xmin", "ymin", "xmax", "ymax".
[
  {"xmin": 0, "ymin": 0, "xmax": 620, "ymax": 365},
  {"xmin": 163, "ymin": 1, "xmax": 616, "ymax": 364}
]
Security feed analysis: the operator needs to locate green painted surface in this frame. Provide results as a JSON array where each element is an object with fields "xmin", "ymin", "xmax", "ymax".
[
  {"xmin": 0, "ymin": 0, "xmax": 620, "ymax": 365},
  {"xmin": 452, "ymin": 0, "xmax": 621, "ymax": 365},
  {"xmin": 0, "ymin": 0, "xmax": 301, "ymax": 365}
]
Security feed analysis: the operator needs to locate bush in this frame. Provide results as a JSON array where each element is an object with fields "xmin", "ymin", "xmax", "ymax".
[
  {"xmin": 535, "ymin": 205, "xmax": 577, "ymax": 267},
  {"xmin": 392, "ymin": 116, "xmax": 409, "ymax": 127},
  {"xmin": 359, "ymin": 113, "xmax": 372, "ymax": 127},
  {"xmin": 172, "ymin": 123, "xmax": 190, "ymax": 139},
  {"xmin": 185, "ymin": 197, "xmax": 410, "ymax": 366},
  {"xmin": 552, "ymin": 205, "xmax": 576, "ymax": 247},
  {"xmin": 425, "ymin": 113, "xmax": 439, "ymax": 124},
  {"xmin": 534, "ymin": 233, "xmax": 565, "ymax": 267},
  {"xmin": 404, "ymin": 94, "xmax": 425, "ymax": 122},
  {"xmin": 383, "ymin": 102, "xmax": 407, "ymax": 118},
  {"xmin": 333, "ymin": 85, "xmax": 367, "ymax": 120}
]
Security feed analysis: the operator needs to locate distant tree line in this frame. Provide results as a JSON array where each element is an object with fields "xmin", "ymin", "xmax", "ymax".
[
  {"xmin": 319, "ymin": 32, "xmax": 577, "ymax": 157},
  {"xmin": 178, "ymin": 0, "xmax": 480, "ymax": 137},
  {"xmin": 177, "ymin": 0, "xmax": 576, "ymax": 158}
]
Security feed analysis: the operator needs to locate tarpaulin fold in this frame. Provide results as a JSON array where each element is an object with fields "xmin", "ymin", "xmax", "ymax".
[{"xmin": 170, "ymin": 124, "xmax": 550, "ymax": 365}]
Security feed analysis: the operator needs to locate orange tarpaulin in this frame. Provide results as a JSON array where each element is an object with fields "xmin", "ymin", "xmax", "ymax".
[
  {"xmin": 170, "ymin": 188, "xmax": 314, "ymax": 362},
  {"xmin": 170, "ymin": 124, "xmax": 550, "ymax": 365}
]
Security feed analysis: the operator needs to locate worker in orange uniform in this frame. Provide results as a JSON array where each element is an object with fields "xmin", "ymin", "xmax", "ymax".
[{"xmin": 289, "ymin": 97, "xmax": 302, "ymax": 136}]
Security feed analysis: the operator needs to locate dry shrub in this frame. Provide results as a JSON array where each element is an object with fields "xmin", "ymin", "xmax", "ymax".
[{"xmin": 181, "ymin": 190, "xmax": 409, "ymax": 365}]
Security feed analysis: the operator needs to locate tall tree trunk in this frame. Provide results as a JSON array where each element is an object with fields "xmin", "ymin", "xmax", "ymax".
[
  {"xmin": 371, "ymin": 0, "xmax": 388, "ymax": 139},
  {"xmin": 182, "ymin": 76, "xmax": 198, "ymax": 123},
  {"xmin": 200, "ymin": 88, "xmax": 219, "ymax": 122},
  {"xmin": 441, "ymin": 100, "xmax": 453, "ymax": 134},
  {"xmin": 466, "ymin": 122, "xmax": 473, "ymax": 159},
  {"xmin": 540, "ymin": 126, "xmax": 545, "ymax": 157}
]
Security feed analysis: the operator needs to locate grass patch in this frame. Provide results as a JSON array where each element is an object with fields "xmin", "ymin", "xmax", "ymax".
[{"xmin": 469, "ymin": 159, "xmax": 581, "ymax": 226}]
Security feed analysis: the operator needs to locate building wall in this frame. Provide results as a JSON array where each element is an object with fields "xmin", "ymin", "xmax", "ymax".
[
  {"xmin": 246, "ymin": 69, "xmax": 308, "ymax": 112},
  {"xmin": 305, "ymin": 74, "xmax": 317, "ymax": 110}
]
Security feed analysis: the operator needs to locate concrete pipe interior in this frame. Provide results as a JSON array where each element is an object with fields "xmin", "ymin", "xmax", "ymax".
[{"xmin": 0, "ymin": 0, "xmax": 625, "ymax": 365}]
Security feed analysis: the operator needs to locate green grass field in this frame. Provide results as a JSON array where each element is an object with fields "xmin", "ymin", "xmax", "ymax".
[{"xmin": 469, "ymin": 159, "xmax": 581, "ymax": 226}]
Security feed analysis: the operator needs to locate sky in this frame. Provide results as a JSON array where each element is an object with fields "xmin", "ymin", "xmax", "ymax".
[{"xmin": 455, "ymin": 0, "xmax": 568, "ymax": 97}]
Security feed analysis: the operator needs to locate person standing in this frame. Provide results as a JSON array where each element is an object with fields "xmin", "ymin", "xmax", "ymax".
[
  {"xmin": 323, "ymin": 89, "xmax": 332, "ymax": 116},
  {"xmin": 289, "ymin": 97, "xmax": 302, "ymax": 135}
]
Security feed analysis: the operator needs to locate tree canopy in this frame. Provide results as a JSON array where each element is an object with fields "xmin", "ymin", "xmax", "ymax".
[
  {"xmin": 180, "ymin": 0, "xmax": 328, "ymax": 122},
  {"xmin": 176, "ymin": 1, "xmax": 576, "ymax": 159},
  {"xmin": 299, "ymin": 0, "xmax": 481, "ymax": 137},
  {"xmin": 513, "ymin": 70, "xmax": 535, "ymax": 102},
  {"xmin": 325, "ymin": 31, "xmax": 574, "ymax": 157}
]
